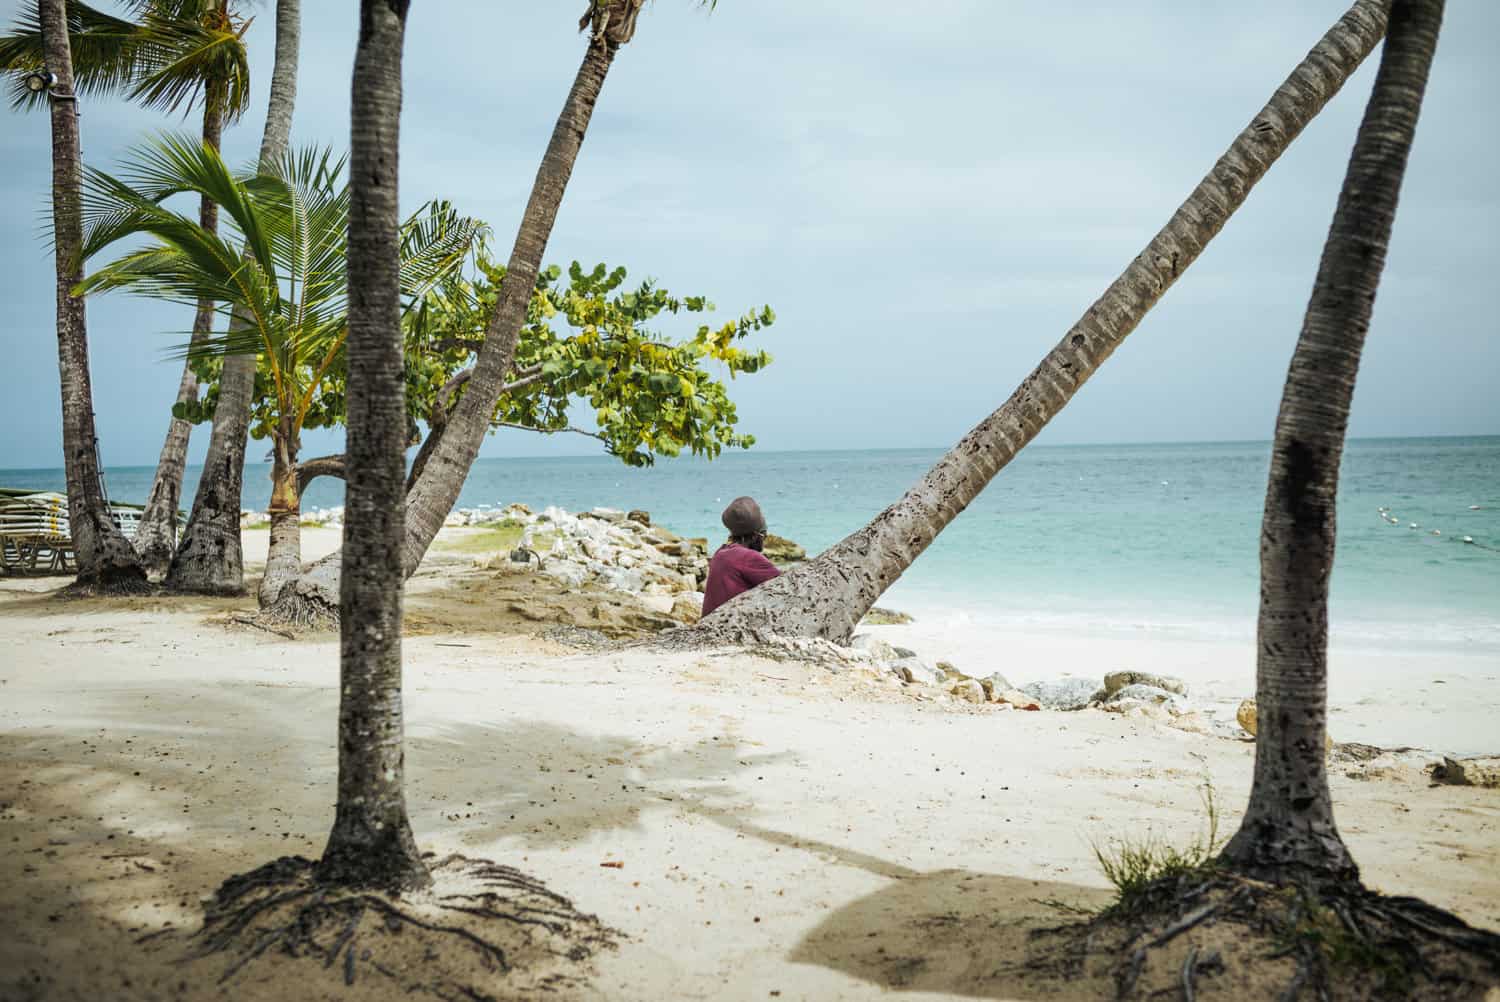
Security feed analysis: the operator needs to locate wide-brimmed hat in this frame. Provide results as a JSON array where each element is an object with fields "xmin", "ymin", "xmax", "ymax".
[{"xmin": 721, "ymin": 496, "xmax": 767, "ymax": 536}]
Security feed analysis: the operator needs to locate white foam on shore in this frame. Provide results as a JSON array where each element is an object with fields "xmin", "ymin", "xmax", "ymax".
[{"xmin": 866, "ymin": 590, "xmax": 1500, "ymax": 757}]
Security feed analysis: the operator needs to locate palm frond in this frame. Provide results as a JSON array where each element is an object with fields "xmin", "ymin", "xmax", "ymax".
[
  {"xmin": 398, "ymin": 200, "xmax": 486, "ymax": 302},
  {"xmin": 1, "ymin": 0, "xmax": 251, "ymax": 121},
  {"xmin": 1, "ymin": 0, "xmax": 145, "ymax": 110},
  {"xmin": 127, "ymin": 10, "xmax": 251, "ymax": 121}
]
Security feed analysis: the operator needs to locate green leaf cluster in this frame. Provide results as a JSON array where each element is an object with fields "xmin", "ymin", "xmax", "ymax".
[
  {"xmin": 404, "ymin": 245, "xmax": 776, "ymax": 467},
  {"xmin": 78, "ymin": 134, "xmax": 482, "ymax": 452}
]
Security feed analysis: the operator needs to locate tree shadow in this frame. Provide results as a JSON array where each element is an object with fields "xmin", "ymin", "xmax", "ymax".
[{"xmin": 786, "ymin": 867, "xmax": 1112, "ymax": 999}]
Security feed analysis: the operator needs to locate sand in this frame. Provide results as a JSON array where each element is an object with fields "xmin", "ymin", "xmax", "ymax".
[{"xmin": 2, "ymin": 533, "xmax": 1497, "ymax": 1001}]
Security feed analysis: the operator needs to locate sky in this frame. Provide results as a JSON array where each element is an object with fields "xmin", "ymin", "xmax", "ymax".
[{"xmin": 1, "ymin": 1, "xmax": 1496, "ymax": 472}]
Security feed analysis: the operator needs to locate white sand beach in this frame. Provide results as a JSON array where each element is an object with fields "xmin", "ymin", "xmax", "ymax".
[{"xmin": 2, "ymin": 530, "xmax": 1496, "ymax": 1001}]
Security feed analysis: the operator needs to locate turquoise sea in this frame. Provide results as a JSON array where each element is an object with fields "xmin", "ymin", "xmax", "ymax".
[{"xmin": 5, "ymin": 436, "xmax": 1497, "ymax": 653}]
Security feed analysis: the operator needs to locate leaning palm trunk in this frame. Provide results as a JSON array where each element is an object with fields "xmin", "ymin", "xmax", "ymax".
[
  {"xmin": 39, "ymin": 0, "xmax": 146, "ymax": 591},
  {"xmin": 1220, "ymin": 0, "xmax": 1441, "ymax": 885},
  {"xmin": 317, "ymin": 0, "xmax": 427, "ymax": 890},
  {"xmin": 134, "ymin": 71, "xmax": 227, "ymax": 579},
  {"xmin": 166, "ymin": 0, "xmax": 299, "ymax": 595},
  {"xmin": 265, "ymin": 1, "xmax": 644, "ymax": 625},
  {"xmin": 688, "ymin": 0, "xmax": 1392, "ymax": 646}
]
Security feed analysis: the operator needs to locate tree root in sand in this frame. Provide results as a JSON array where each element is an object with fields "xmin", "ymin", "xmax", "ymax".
[
  {"xmin": 1025, "ymin": 870, "xmax": 1500, "ymax": 1001},
  {"xmin": 255, "ymin": 589, "xmax": 339, "ymax": 632},
  {"xmin": 58, "ymin": 572, "xmax": 153, "ymax": 599},
  {"xmin": 186, "ymin": 853, "xmax": 618, "ymax": 998}
]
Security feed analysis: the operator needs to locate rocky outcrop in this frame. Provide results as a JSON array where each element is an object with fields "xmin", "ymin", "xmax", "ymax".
[
  {"xmin": 1431, "ymin": 756, "xmax": 1500, "ymax": 789},
  {"xmin": 762, "ymin": 533, "xmax": 805, "ymax": 565},
  {"xmin": 1021, "ymin": 677, "xmax": 1100, "ymax": 711}
]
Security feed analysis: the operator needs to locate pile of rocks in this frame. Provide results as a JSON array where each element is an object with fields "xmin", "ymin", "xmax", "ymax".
[
  {"xmin": 502, "ymin": 506, "xmax": 710, "ymax": 623},
  {"xmin": 842, "ymin": 637, "xmax": 1245, "ymax": 734}
]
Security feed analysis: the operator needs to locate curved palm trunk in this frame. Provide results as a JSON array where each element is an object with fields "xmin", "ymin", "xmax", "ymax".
[
  {"xmin": 257, "ymin": 424, "xmax": 301, "ymax": 606},
  {"xmin": 39, "ymin": 0, "xmax": 147, "ymax": 591},
  {"xmin": 317, "ymin": 0, "xmax": 426, "ymax": 891},
  {"xmin": 166, "ymin": 0, "xmax": 300, "ymax": 595},
  {"xmin": 134, "ymin": 78, "xmax": 227, "ymax": 580},
  {"xmin": 1220, "ymin": 0, "xmax": 1441, "ymax": 885},
  {"xmin": 266, "ymin": 2, "xmax": 641, "ymax": 624},
  {"xmin": 691, "ymin": 0, "xmax": 1392, "ymax": 646}
]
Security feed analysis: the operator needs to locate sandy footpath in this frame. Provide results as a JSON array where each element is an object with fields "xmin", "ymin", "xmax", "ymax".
[{"xmin": 1, "ymin": 549, "xmax": 1497, "ymax": 1000}]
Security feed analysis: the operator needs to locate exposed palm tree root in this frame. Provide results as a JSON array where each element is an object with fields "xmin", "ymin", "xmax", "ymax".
[
  {"xmin": 256, "ymin": 587, "xmax": 339, "ymax": 631},
  {"xmin": 1026, "ymin": 869, "xmax": 1500, "ymax": 1000},
  {"xmin": 190, "ymin": 853, "xmax": 618, "ymax": 998},
  {"xmin": 58, "ymin": 568, "xmax": 153, "ymax": 598}
]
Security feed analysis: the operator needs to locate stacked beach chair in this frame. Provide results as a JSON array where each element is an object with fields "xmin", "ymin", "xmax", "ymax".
[{"xmin": 0, "ymin": 489, "xmax": 153, "ymax": 575}]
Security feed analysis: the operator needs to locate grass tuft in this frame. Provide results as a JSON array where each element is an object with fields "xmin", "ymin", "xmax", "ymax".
[{"xmin": 1092, "ymin": 775, "xmax": 1222, "ymax": 911}]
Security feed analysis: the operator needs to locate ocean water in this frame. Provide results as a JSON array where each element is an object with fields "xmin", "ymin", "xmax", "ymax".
[{"xmin": 4, "ymin": 436, "xmax": 1497, "ymax": 653}]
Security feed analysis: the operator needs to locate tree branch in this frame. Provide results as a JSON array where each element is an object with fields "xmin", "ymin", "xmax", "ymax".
[
  {"xmin": 494, "ymin": 421, "xmax": 603, "ymax": 443},
  {"xmin": 295, "ymin": 454, "xmax": 346, "ymax": 493},
  {"xmin": 499, "ymin": 369, "xmax": 548, "ymax": 395}
]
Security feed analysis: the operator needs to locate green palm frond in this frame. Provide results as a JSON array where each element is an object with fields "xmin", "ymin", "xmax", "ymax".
[
  {"xmin": 1, "ymin": 0, "xmax": 144, "ymax": 110},
  {"xmin": 78, "ymin": 135, "xmax": 485, "ymax": 434},
  {"xmin": 127, "ymin": 10, "xmax": 252, "ymax": 121},
  {"xmin": 399, "ymin": 201, "xmax": 487, "ymax": 303},
  {"xmin": 1, "ymin": 0, "xmax": 250, "ymax": 122}
]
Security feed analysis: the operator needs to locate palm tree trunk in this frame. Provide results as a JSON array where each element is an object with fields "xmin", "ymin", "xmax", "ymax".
[
  {"xmin": 690, "ymin": 0, "xmax": 1393, "ymax": 646},
  {"xmin": 265, "ymin": 9, "xmax": 636, "ymax": 624},
  {"xmin": 166, "ymin": 0, "xmax": 300, "ymax": 595},
  {"xmin": 39, "ymin": 0, "xmax": 146, "ymax": 592},
  {"xmin": 1220, "ymin": 0, "xmax": 1441, "ymax": 886},
  {"xmin": 134, "ymin": 71, "xmax": 227, "ymax": 580},
  {"xmin": 257, "ymin": 423, "xmax": 301, "ymax": 607},
  {"xmin": 317, "ymin": 0, "xmax": 427, "ymax": 892}
]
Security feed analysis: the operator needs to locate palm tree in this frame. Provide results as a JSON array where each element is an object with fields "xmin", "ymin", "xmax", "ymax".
[
  {"xmin": 316, "ymin": 0, "xmax": 426, "ymax": 890},
  {"xmin": 78, "ymin": 137, "xmax": 479, "ymax": 607},
  {"xmin": 32, "ymin": 0, "xmax": 148, "ymax": 591},
  {"xmin": 1219, "ymin": 0, "xmax": 1442, "ymax": 884},
  {"xmin": 689, "ymin": 0, "xmax": 1395, "ymax": 646},
  {"xmin": 264, "ymin": 0, "xmax": 655, "ymax": 623},
  {"xmin": 166, "ymin": 0, "xmax": 299, "ymax": 596},
  {"xmin": 2, "ymin": 1, "xmax": 254, "ymax": 579}
]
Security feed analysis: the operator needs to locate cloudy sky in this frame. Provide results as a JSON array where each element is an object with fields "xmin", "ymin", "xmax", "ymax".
[{"xmin": 1, "ymin": 1, "xmax": 1496, "ymax": 471}]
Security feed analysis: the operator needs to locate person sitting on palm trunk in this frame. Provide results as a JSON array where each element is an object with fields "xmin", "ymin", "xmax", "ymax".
[{"xmin": 701, "ymin": 496, "xmax": 780, "ymax": 617}]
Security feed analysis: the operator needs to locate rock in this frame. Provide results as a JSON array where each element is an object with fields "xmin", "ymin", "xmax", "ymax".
[
  {"xmin": 509, "ymin": 547, "xmax": 538, "ymax": 564},
  {"xmin": 993, "ymin": 688, "xmax": 1042, "ymax": 711},
  {"xmin": 1101, "ymin": 684, "xmax": 1188, "ymax": 718},
  {"xmin": 978, "ymin": 673, "xmax": 1014, "ymax": 702},
  {"xmin": 950, "ymin": 679, "xmax": 986, "ymax": 704},
  {"xmin": 893, "ymin": 658, "xmax": 943, "ymax": 686},
  {"xmin": 762, "ymin": 533, "xmax": 806, "ymax": 564},
  {"xmin": 891, "ymin": 645, "xmax": 919, "ymax": 660},
  {"xmin": 443, "ymin": 512, "xmax": 466, "ymax": 527},
  {"xmin": 935, "ymin": 661, "xmax": 965, "ymax": 679},
  {"xmin": 1432, "ymin": 756, "xmax": 1500, "ymax": 789},
  {"xmin": 863, "ymin": 607, "xmax": 914, "ymax": 625},
  {"xmin": 1103, "ymin": 670, "xmax": 1188, "ymax": 698},
  {"xmin": 627, "ymin": 509, "xmax": 651, "ymax": 526},
  {"xmin": 670, "ymin": 594, "xmax": 702, "ymax": 625},
  {"xmin": 849, "ymin": 633, "xmax": 899, "ymax": 664},
  {"xmin": 505, "ymin": 502, "xmax": 532, "ymax": 516},
  {"xmin": 639, "ymin": 594, "xmax": 676, "ymax": 615},
  {"xmin": 582, "ymin": 507, "xmax": 626, "ymax": 524},
  {"xmin": 1020, "ymin": 678, "xmax": 1101, "ymax": 711}
]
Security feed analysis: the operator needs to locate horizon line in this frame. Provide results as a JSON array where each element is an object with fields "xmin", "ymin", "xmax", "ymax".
[{"xmin": 2, "ymin": 431, "xmax": 1498, "ymax": 472}]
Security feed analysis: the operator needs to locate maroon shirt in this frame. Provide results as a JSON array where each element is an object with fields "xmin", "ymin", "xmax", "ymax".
[{"xmin": 701, "ymin": 543, "xmax": 781, "ymax": 616}]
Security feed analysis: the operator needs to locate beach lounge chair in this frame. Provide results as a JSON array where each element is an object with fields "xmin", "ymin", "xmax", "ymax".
[
  {"xmin": 0, "ymin": 492, "xmax": 74, "ymax": 574},
  {"xmin": 0, "ymin": 490, "xmax": 157, "ymax": 575}
]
